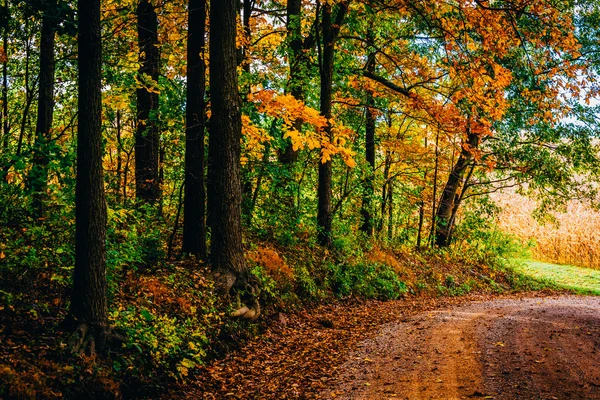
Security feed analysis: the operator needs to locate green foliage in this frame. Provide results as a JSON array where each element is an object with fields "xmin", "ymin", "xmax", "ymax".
[
  {"xmin": 0, "ymin": 187, "xmax": 75, "ymax": 284},
  {"xmin": 326, "ymin": 261, "xmax": 407, "ymax": 300},
  {"xmin": 109, "ymin": 266, "xmax": 221, "ymax": 384},
  {"xmin": 250, "ymin": 265, "xmax": 279, "ymax": 303},
  {"xmin": 452, "ymin": 196, "xmax": 526, "ymax": 261},
  {"xmin": 438, "ymin": 276, "xmax": 475, "ymax": 296},
  {"xmin": 293, "ymin": 263, "xmax": 323, "ymax": 301},
  {"xmin": 111, "ymin": 308, "xmax": 209, "ymax": 380}
]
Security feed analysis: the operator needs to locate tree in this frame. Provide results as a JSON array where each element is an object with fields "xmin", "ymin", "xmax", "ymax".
[
  {"xmin": 280, "ymin": 0, "xmax": 305, "ymax": 164},
  {"xmin": 29, "ymin": 1, "xmax": 57, "ymax": 218},
  {"xmin": 317, "ymin": 0, "xmax": 348, "ymax": 247},
  {"xmin": 434, "ymin": 127, "xmax": 478, "ymax": 246},
  {"xmin": 359, "ymin": 35, "xmax": 376, "ymax": 236},
  {"xmin": 135, "ymin": 0, "xmax": 160, "ymax": 204},
  {"xmin": 182, "ymin": 0, "xmax": 207, "ymax": 258},
  {"xmin": 0, "ymin": 0, "xmax": 7, "ymax": 155},
  {"xmin": 68, "ymin": 0, "xmax": 110, "ymax": 353},
  {"xmin": 209, "ymin": 0, "xmax": 259, "ymax": 319}
]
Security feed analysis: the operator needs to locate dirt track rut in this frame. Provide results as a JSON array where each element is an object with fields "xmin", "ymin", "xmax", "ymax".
[{"xmin": 326, "ymin": 296, "xmax": 600, "ymax": 399}]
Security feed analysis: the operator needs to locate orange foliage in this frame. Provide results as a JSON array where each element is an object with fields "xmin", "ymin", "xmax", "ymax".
[
  {"xmin": 247, "ymin": 246, "xmax": 294, "ymax": 283},
  {"xmin": 247, "ymin": 89, "xmax": 357, "ymax": 166},
  {"xmin": 125, "ymin": 275, "xmax": 193, "ymax": 315}
]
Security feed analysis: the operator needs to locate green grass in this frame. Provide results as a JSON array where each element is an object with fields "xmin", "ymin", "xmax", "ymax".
[{"xmin": 514, "ymin": 260, "xmax": 600, "ymax": 295}]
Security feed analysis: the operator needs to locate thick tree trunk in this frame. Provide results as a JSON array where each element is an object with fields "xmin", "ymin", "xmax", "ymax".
[
  {"xmin": 69, "ymin": 0, "xmax": 110, "ymax": 353},
  {"xmin": 208, "ymin": 0, "xmax": 258, "ymax": 320},
  {"xmin": 446, "ymin": 163, "xmax": 475, "ymax": 243},
  {"xmin": 359, "ymin": 50, "xmax": 376, "ymax": 236},
  {"xmin": 317, "ymin": 1, "xmax": 347, "ymax": 247},
  {"xmin": 135, "ymin": 0, "xmax": 160, "ymax": 204},
  {"xmin": 29, "ymin": 13, "xmax": 55, "ymax": 218},
  {"xmin": 182, "ymin": 0, "xmax": 207, "ymax": 258},
  {"xmin": 1, "ymin": 21, "xmax": 7, "ymax": 154},
  {"xmin": 434, "ymin": 130, "xmax": 479, "ymax": 247}
]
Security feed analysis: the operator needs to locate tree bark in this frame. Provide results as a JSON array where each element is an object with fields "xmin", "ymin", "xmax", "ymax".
[
  {"xmin": 428, "ymin": 129, "xmax": 440, "ymax": 247},
  {"xmin": 29, "ymin": 11, "xmax": 56, "ymax": 218},
  {"xmin": 446, "ymin": 162, "xmax": 475, "ymax": 244},
  {"xmin": 69, "ymin": 0, "xmax": 109, "ymax": 352},
  {"xmin": 280, "ymin": 0, "xmax": 304, "ymax": 164},
  {"xmin": 379, "ymin": 150, "xmax": 391, "ymax": 233},
  {"xmin": 387, "ymin": 176, "xmax": 394, "ymax": 241},
  {"xmin": 135, "ymin": 0, "xmax": 160, "ymax": 204},
  {"xmin": 115, "ymin": 110, "xmax": 122, "ymax": 202},
  {"xmin": 16, "ymin": 25, "xmax": 32, "ymax": 157},
  {"xmin": 182, "ymin": 0, "xmax": 207, "ymax": 258},
  {"xmin": 434, "ymin": 130, "xmax": 479, "ymax": 247},
  {"xmin": 208, "ymin": 0, "xmax": 255, "ymax": 314},
  {"xmin": 359, "ymin": 49, "xmax": 376, "ymax": 236},
  {"xmin": 1, "ymin": 13, "xmax": 7, "ymax": 154},
  {"xmin": 317, "ymin": 1, "xmax": 347, "ymax": 247}
]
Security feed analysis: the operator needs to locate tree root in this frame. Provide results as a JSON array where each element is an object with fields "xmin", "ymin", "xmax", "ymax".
[
  {"xmin": 215, "ymin": 270, "xmax": 262, "ymax": 321},
  {"xmin": 68, "ymin": 323, "xmax": 126, "ymax": 357},
  {"xmin": 230, "ymin": 300, "xmax": 260, "ymax": 321}
]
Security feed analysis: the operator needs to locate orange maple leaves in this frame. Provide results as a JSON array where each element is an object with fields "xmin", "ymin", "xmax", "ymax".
[{"xmin": 245, "ymin": 89, "xmax": 357, "ymax": 166}]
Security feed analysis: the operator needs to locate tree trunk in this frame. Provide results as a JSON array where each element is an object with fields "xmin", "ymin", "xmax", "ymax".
[
  {"xmin": 280, "ymin": 0, "xmax": 303, "ymax": 164},
  {"xmin": 417, "ymin": 138, "xmax": 428, "ymax": 248},
  {"xmin": 69, "ymin": 0, "xmax": 110, "ymax": 354},
  {"xmin": 1, "ymin": 17, "xmax": 7, "ymax": 154},
  {"xmin": 317, "ymin": 1, "xmax": 347, "ymax": 247},
  {"xmin": 135, "ymin": 0, "xmax": 160, "ymax": 204},
  {"xmin": 434, "ymin": 130, "xmax": 479, "ymax": 247},
  {"xmin": 29, "ymin": 12, "xmax": 55, "ymax": 218},
  {"xmin": 115, "ymin": 110, "xmax": 122, "ymax": 202},
  {"xmin": 359, "ymin": 49, "xmax": 376, "ymax": 236},
  {"xmin": 241, "ymin": 0, "xmax": 252, "ymax": 75},
  {"xmin": 182, "ymin": 0, "xmax": 207, "ymax": 258},
  {"xmin": 208, "ymin": 0, "xmax": 258, "ymax": 319},
  {"xmin": 387, "ymin": 177, "xmax": 394, "ymax": 241},
  {"xmin": 16, "ymin": 25, "xmax": 32, "ymax": 157},
  {"xmin": 379, "ymin": 150, "xmax": 391, "ymax": 233},
  {"xmin": 428, "ymin": 129, "xmax": 440, "ymax": 247},
  {"xmin": 447, "ymin": 162, "xmax": 475, "ymax": 244}
]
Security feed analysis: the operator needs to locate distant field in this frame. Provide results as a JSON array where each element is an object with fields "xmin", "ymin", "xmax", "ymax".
[
  {"xmin": 494, "ymin": 192, "xmax": 600, "ymax": 270},
  {"xmin": 516, "ymin": 260, "xmax": 600, "ymax": 295}
]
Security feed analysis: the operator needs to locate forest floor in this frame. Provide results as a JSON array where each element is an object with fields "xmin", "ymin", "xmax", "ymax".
[
  {"xmin": 177, "ymin": 291, "xmax": 600, "ymax": 399},
  {"xmin": 3, "ymin": 257, "xmax": 597, "ymax": 399}
]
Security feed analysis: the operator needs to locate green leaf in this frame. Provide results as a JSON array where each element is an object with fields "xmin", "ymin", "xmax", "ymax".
[{"xmin": 140, "ymin": 308, "xmax": 154, "ymax": 322}]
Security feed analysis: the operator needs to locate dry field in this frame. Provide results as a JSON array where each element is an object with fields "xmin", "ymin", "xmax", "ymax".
[{"xmin": 494, "ymin": 191, "xmax": 600, "ymax": 269}]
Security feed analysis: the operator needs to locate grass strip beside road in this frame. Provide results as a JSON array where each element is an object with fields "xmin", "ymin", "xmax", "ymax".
[{"xmin": 515, "ymin": 260, "xmax": 600, "ymax": 295}]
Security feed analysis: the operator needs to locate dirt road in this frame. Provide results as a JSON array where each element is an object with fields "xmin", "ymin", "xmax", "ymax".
[{"xmin": 326, "ymin": 296, "xmax": 600, "ymax": 399}]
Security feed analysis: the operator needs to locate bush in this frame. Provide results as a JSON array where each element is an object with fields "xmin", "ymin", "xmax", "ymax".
[
  {"xmin": 110, "ymin": 265, "xmax": 221, "ymax": 387},
  {"xmin": 326, "ymin": 261, "xmax": 407, "ymax": 300}
]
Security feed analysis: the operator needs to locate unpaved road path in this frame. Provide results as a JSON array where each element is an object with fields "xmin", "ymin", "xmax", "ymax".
[{"xmin": 326, "ymin": 296, "xmax": 600, "ymax": 399}]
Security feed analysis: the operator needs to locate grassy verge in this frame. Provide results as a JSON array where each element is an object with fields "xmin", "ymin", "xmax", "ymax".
[{"xmin": 513, "ymin": 260, "xmax": 600, "ymax": 295}]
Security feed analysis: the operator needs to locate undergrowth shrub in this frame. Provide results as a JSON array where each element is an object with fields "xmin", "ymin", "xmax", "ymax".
[
  {"xmin": 110, "ymin": 266, "xmax": 221, "ymax": 387},
  {"xmin": 452, "ymin": 196, "xmax": 526, "ymax": 262},
  {"xmin": 326, "ymin": 261, "xmax": 407, "ymax": 300}
]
